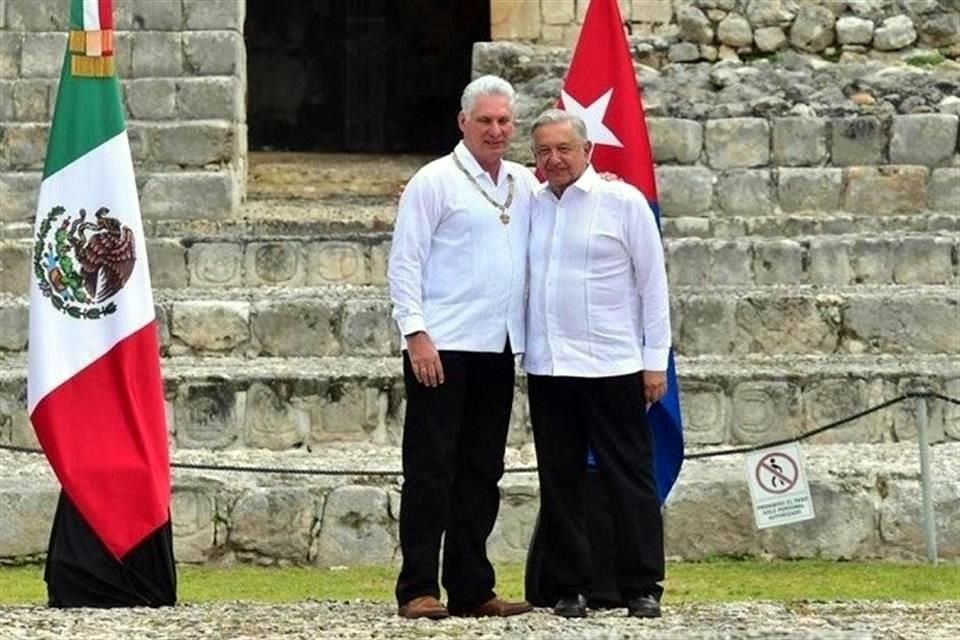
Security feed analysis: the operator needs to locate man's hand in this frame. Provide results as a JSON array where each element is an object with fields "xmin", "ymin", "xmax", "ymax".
[
  {"xmin": 642, "ymin": 370, "xmax": 667, "ymax": 405},
  {"xmin": 407, "ymin": 332, "xmax": 444, "ymax": 387}
]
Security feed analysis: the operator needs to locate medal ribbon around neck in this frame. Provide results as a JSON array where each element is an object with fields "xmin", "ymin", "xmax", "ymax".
[{"xmin": 451, "ymin": 152, "xmax": 514, "ymax": 225}]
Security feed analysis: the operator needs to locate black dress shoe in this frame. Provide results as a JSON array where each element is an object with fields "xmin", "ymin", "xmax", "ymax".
[
  {"xmin": 554, "ymin": 594, "xmax": 588, "ymax": 618},
  {"xmin": 626, "ymin": 594, "xmax": 662, "ymax": 618}
]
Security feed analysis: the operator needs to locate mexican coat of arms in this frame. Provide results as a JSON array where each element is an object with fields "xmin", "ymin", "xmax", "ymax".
[{"xmin": 33, "ymin": 206, "xmax": 136, "ymax": 319}]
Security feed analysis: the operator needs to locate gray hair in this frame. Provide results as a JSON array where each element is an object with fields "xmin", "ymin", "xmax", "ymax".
[
  {"xmin": 461, "ymin": 75, "xmax": 517, "ymax": 114},
  {"xmin": 530, "ymin": 109, "xmax": 589, "ymax": 142}
]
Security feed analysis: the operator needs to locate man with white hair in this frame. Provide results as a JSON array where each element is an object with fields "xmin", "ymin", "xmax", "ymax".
[
  {"xmin": 387, "ymin": 75, "xmax": 537, "ymax": 620},
  {"xmin": 525, "ymin": 108, "xmax": 671, "ymax": 619}
]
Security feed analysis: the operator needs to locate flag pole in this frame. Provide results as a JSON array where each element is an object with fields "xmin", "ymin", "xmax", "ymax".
[{"xmin": 915, "ymin": 396, "xmax": 938, "ymax": 564}]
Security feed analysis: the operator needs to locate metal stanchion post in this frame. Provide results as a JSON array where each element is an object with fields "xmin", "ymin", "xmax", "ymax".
[{"xmin": 916, "ymin": 396, "xmax": 938, "ymax": 564}]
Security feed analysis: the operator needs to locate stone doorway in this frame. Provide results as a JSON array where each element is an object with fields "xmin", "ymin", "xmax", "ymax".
[{"xmin": 245, "ymin": 0, "xmax": 490, "ymax": 154}]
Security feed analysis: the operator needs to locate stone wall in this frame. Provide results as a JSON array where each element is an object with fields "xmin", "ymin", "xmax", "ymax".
[
  {"xmin": 3, "ymin": 1, "xmax": 956, "ymax": 224},
  {"xmin": 492, "ymin": 0, "xmax": 960, "ymax": 64},
  {"xmin": 1, "ymin": 0, "xmax": 958, "ymax": 569},
  {"xmin": 0, "ymin": 0, "xmax": 246, "ymax": 222},
  {"xmin": 4, "ymin": 443, "xmax": 958, "ymax": 564},
  {"xmin": 475, "ymin": 42, "xmax": 960, "ymax": 219}
]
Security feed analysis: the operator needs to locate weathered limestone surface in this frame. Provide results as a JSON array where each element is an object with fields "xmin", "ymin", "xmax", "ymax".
[
  {"xmin": 2, "ymin": 442, "xmax": 957, "ymax": 564},
  {"xmin": 889, "ymin": 114, "xmax": 959, "ymax": 166},
  {"xmin": 484, "ymin": 0, "xmax": 959, "ymax": 71},
  {"xmin": 648, "ymin": 118, "xmax": 703, "ymax": 163},
  {"xmin": 0, "ymin": 0, "xmax": 245, "ymax": 219},
  {"xmin": 3, "ymin": 285, "xmax": 957, "ymax": 359},
  {"xmin": 715, "ymin": 170, "xmax": 773, "ymax": 216},
  {"xmin": 0, "ymin": 478, "xmax": 58, "ymax": 560},
  {"xmin": 314, "ymin": 486, "xmax": 397, "ymax": 566},
  {"xmin": 831, "ymin": 116, "xmax": 887, "ymax": 166},
  {"xmin": 844, "ymin": 166, "xmax": 928, "ymax": 215},
  {"xmin": 1, "ymin": 354, "xmax": 958, "ymax": 453},
  {"xmin": 1, "ymin": 3, "xmax": 959, "ymax": 570},
  {"xmin": 705, "ymin": 118, "xmax": 770, "ymax": 168},
  {"xmin": 777, "ymin": 169, "xmax": 843, "ymax": 212},
  {"xmin": 773, "ymin": 118, "xmax": 828, "ymax": 166},
  {"xmin": 473, "ymin": 42, "xmax": 960, "ymax": 168},
  {"xmin": 4, "ymin": 226, "xmax": 952, "ymax": 298}
]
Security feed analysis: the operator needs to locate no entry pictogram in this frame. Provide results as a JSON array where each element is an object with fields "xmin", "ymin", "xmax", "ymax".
[
  {"xmin": 754, "ymin": 452, "xmax": 798, "ymax": 494},
  {"xmin": 745, "ymin": 442, "xmax": 814, "ymax": 529}
]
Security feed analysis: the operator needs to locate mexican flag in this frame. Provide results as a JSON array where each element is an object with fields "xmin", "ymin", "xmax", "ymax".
[{"xmin": 27, "ymin": 0, "xmax": 175, "ymax": 607}]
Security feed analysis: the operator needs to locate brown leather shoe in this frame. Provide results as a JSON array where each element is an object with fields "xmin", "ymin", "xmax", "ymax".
[
  {"xmin": 454, "ymin": 597, "xmax": 534, "ymax": 617},
  {"xmin": 397, "ymin": 595, "xmax": 450, "ymax": 620}
]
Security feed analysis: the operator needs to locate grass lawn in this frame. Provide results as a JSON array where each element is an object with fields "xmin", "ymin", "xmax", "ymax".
[{"xmin": 1, "ymin": 560, "xmax": 958, "ymax": 605}]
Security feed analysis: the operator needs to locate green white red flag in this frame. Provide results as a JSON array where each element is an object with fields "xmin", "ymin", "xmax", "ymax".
[{"xmin": 28, "ymin": 0, "xmax": 170, "ymax": 562}]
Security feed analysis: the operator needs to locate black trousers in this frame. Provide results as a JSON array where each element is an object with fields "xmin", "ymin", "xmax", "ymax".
[
  {"xmin": 395, "ymin": 345, "xmax": 514, "ymax": 610},
  {"xmin": 528, "ymin": 373, "xmax": 664, "ymax": 601}
]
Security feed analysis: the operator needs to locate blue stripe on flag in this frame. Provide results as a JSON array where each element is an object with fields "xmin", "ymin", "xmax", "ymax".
[
  {"xmin": 581, "ymin": 203, "xmax": 684, "ymax": 500},
  {"xmin": 647, "ymin": 201, "xmax": 684, "ymax": 503}
]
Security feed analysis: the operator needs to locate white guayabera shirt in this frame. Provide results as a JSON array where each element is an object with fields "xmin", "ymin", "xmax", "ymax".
[
  {"xmin": 388, "ymin": 141, "xmax": 538, "ymax": 354},
  {"xmin": 524, "ymin": 165, "xmax": 672, "ymax": 377}
]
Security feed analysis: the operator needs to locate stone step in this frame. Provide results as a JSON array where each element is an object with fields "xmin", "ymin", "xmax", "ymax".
[
  {"xmin": 664, "ymin": 212, "xmax": 959, "ymax": 240},
  {"xmin": 1, "ymin": 353, "xmax": 957, "ymax": 452},
  {"xmin": 1, "ymin": 285, "xmax": 957, "ymax": 358},
  {"xmin": 2, "ymin": 200, "xmax": 957, "ymax": 240},
  {"xmin": 1, "ymin": 229, "xmax": 956, "ymax": 296},
  {"xmin": 245, "ymin": 151, "xmax": 429, "ymax": 203},
  {"xmin": 3, "ymin": 158, "xmax": 958, "ymax": 226},
  {"xmin": 1, "ymin": 441, "xmax": 957, "ymax": 564}
]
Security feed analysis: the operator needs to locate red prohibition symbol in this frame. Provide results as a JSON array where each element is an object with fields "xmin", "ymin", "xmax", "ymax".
[{"xmin": 755, "ymin": 452, "xmax": 798, "ymax": 494}]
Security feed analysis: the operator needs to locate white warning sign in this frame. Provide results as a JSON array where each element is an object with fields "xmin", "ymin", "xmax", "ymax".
[{"xmin": 745, "ymin": 442, "xmax": 815, "ymax": 529}]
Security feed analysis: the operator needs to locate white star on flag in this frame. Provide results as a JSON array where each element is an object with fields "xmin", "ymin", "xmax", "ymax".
[{"xmin": 561, "ymin": 87, "xmax": 624, "ymax": 148}]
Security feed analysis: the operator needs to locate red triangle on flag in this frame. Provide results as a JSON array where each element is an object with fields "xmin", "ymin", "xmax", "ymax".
[{"xmin": 559, "ymin": 0, "xmax": 658, "ymax": 203}]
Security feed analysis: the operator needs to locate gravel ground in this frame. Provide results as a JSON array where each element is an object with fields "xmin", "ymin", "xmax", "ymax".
[{"xmin": 1, "ymin": 601, "xmax": 958, "ymax": 640}]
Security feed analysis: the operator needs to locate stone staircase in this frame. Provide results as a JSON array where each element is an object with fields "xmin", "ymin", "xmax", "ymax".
[{"xmin": 1, "ymin": 141, "xmax": 959, "ymax": 567}]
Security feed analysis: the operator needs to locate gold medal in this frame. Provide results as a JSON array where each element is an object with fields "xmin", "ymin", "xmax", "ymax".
[{"xmin": 451, "ymin": 152, "xmax": 514, "ymax": 225}]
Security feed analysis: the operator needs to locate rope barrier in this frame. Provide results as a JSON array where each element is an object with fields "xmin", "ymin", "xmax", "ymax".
[
  {"xmin": 685, "ymin": 391, "xmax": 959, "ymax": 460},
  {"xmin": 2, "ymin": 391, "xmax": 957, "ymax": 476}
]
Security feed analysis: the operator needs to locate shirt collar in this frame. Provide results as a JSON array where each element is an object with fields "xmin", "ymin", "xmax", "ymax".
[
  {"xmin": 454, "ymin": 141, "xmax": 509, "ymax": 184},
  {"xmin": 537, "ymin": 164, "xmax": 599, "ymax": 199}
]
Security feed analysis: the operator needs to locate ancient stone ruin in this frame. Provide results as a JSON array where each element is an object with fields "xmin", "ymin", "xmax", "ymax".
[{"xmin": 0, "ymin": 0, "xmax": 958, "ymax": 567}]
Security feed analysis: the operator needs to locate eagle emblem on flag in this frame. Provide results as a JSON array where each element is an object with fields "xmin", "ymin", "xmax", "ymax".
[{"xmin": 33, "ymin": 205, "xmax": 135, "ymax": 319}]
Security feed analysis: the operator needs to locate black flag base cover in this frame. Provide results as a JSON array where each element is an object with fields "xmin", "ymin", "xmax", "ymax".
[
  {"xmin": 524, "ymin": 469, "xmax": 624, "ymax": 608},
  {"xmin": 44, "ymin": 492, "xmax": 177, "ymax": 608}
]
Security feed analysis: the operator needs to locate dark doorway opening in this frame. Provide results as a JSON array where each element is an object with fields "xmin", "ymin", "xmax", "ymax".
[{"xmin": 245, "ymin": 0, "xmax": 490, "ymax": 154}]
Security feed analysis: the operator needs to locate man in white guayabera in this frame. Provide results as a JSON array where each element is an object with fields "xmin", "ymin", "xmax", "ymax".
[
  {"xmin": 524, "ymin": 109, "xmax": 671, "ymax": 620},
  {"xmin": 387, "ymin": 75, "xmax": 537, "ymax": 620}
]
